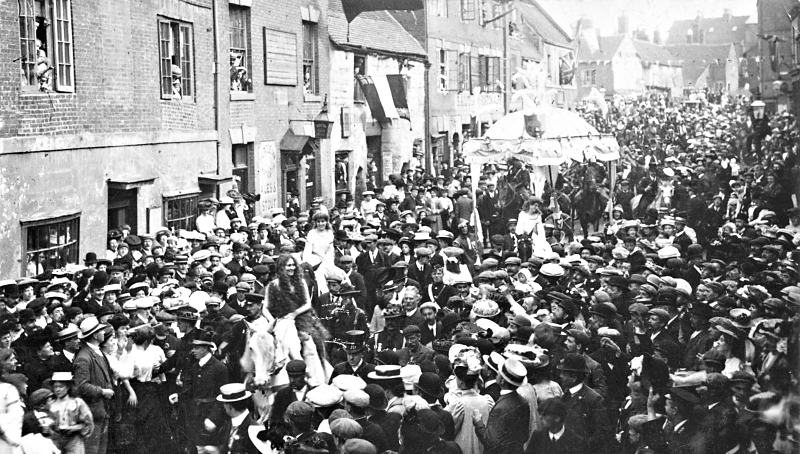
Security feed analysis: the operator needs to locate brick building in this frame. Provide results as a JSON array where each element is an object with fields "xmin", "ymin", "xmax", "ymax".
[{"xmin": 0, "ymin": 0, "xmax": 335, "ymax": 277}]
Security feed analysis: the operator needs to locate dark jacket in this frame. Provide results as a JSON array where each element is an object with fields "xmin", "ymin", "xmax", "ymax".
[
  {"xmin": 524, "ymin": 427, "xmax": 586, "ymax": 454},
  {"xmin": 74, "ymin": 343, "xmax": 114, "ymax": 421},
  {"xmin": 269, "ymin": 385, "xmax": 311, "ymax": 426},
  {"xmin": 220, "ymin": 412, "xmax": 259, "ymax": 454},
  {"xmin": 561, "ymin": 384, "xmax": 608, "ymax": 452},
  {"xmin": 330, "ymin": 360, "xmax": 375, "ymax": 382},
  {"xmin": 476, "ymin": 390, "xmax": 531, "ymax": 454},
  {"xmin": 181, "ymin": 355, "xmax": 229, "ymax": 445},
  {"xmin": 369, "ymin": 410, "xmax": 402, "ymax": 452}
]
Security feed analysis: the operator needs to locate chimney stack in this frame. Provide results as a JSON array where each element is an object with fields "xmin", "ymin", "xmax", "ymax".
[{"xmin": 618, "ymin": 14, "xmax": 629, "ymax": 35}]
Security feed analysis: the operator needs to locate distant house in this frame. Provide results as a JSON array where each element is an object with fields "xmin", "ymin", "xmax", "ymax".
[
  {"xmin": 516, "ymin": 0, "xmax": 576, "ymax": 107},
  {"xmin": 665, "ymin": 43, "xmax": 739, "ymax": 95},
  {"xmin": 576, "ymin": 34, "xmax": 642, "ymax": 97},
  {"xmin": 666, "ymin": 10, "xmax": 755, "ymax": 90},
  {"xmin": 632, "ymin": 40, "xmax": 684, "ymax": 97}
]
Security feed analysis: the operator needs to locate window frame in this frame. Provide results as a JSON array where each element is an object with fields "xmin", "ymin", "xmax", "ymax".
[
  {"xmin": 461, "ymin": 0, "xmax": 475, "ymax": 21},
  {"xmin": 438, "ymin": 48, "xmax": 447, "ymax": 92},
  {"xmin": 353, "ymin": 54, "xmax": 367, "ymax": 103},
  {"xmin": 230, "ymin": 5, "xmax": 253, "ymax": 93},
  {"xmin": 19, "ymin": 0, "xmax": 76, "ymax": 93},
  {"xmin": 163, "ymin": 194, "xmax": 199, "ymax": 232},
  {"xmin": 22, "ymin": 214, "xmax": 80, "ymax": 276},
  {"xmin": 158, "ymin": 18, "xmax": 195, "ymax": 100},
  {"xmin": 302, "ymin": 21, "xmax": 319, "ymax": 96}
]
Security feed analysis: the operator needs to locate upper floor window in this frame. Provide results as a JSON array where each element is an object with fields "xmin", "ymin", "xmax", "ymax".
[
  {"xmin": 461, "ymin": 0, "xmax": 476, "ymax": 21},
  {"xmin": 230, "ymin": 5, "xmax": 253, "ymax": 92},
  {"xmin": 303, "ymin": 21, "xmax": 319, "ymax": 95},
  {"xmin": 158, "ymin": 18, "xmax": 194, "ymax": 100},
  {"xmin": 19, "ymin": 0, "xmax": 75, "ymax": 92},
  {"xmin": 432, "ymin": 0, "xmax": 447, "ymax": 17}
]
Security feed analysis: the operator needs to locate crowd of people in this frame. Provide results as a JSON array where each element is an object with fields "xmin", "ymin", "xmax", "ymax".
[{"xmin": 0, "ymin": 92, "xmax": 798, "ymax": 454}]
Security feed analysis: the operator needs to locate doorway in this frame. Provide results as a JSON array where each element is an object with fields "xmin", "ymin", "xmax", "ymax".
[{"xmin": 108, "ymin": 188, "xmax": 138, "ymax": 234}]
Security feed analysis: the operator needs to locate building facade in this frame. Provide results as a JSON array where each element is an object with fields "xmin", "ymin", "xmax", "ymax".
[
  {"xmin": 0, "ymin": 0, "xmax": 343, "ymax": 276},
  {"xmin": 327, "ymin": 2, "xmax": 427, "ymax": 193},
  {"xmin": 577, "ymin": 34, "xmax": 643, "ymax": 98},
  {"xmin": 666, "ymin": 43, "xmax": 739, "ymax": 95}
]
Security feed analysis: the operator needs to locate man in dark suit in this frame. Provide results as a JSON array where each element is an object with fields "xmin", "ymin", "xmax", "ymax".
[
  {"xmin": 50, "ymin": 325, "xmax": 81, "ymax": 372},
  {"xmin": 225, "ymin": 242, "xmax": 251, "ymax": 278},
  {"xmin": 474, "ymin": 357, "xmax": 531, "ymax": 454},
  {"xmin": 682, "ymin": 303, "xmax": 715, "ymax": 370},
  {"xmin": 330, "ymin": 330, "xmax": 375, "ymax": 381},
  {"xmin": 525, "ymin": 398, "xmax": 586, "ymax": 454},
  {"xmin": 269, "ymin": 360, "xmax": 312, "ymax": 427},
  {"xmin": 338, "ymin": 255, "xmax": 367, "ymax": 310},
  {"xmin": 217, "ymin": 383, "xmax": 259, "ymax": 454},
  {"xmin": 355, "ymin": 235, "xmax": 389, "ymax": 317},
  {"xmin": 407, "ymin": 247, "xmax": 433, "ymax": 289},
  {"xmin": 557, "ymin": 353, "xmax": 609, "ymax": 453},
  {"xmin": 415, "ymin": 372, "xmax": 455, "ymax": 441},
  {"xmin": 647, "ymin": 308, "xmax": 681, "ymax": 368},
  {"xmin": 365, "ymin": 384, "xmax": 402, "ymax": 451},
  {"xmin": 180, "ymin": 330, "xmax": 230, "ymax": 449},
  {"xmin": 74, "ymin": 317, "xmax": 116, "ymax": 454}
]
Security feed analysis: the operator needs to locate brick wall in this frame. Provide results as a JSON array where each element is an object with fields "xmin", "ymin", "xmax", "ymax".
[{"xmin": 0, "ymin": 0, "xmax": 216, "ymax": 138}]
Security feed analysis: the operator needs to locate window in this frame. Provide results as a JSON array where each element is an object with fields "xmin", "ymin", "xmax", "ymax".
[
  {"xmin": 164, "ymin": 194, "xmax": 199, "ymax": 231},
  {"xmin": 581, "ymin": 69, "xmax": 596, "ymax": 85},
  {"xmin": 458, "ymin": 52, "xmax": 471, "ymax": 92},
  {"xmin": 19, "ymin": 0, "xmax": 75, "ymax": 92},
  {"xmin": 302, "ymin": 21, "xmax": 319, "ymax": 95},
  {"xmin": 354, "ymin": 54, "xmax": 366, "ymax": 102},
  {"xmin": 438, "ymin": 49, "xmax": 447, "ymax": 91},
  {"xmin": 461, "ymin": 0, "xmax": 475, "ymax": 21},
  {"xmin": 478, "ymin": 55, "xmax": 501, "ymax": 92},
  {"xmin": 232, "ymin": 144, "xmax": 253, "ymax": 193},
  {"xmin": 158, "ymin": 19, "xmax": 194, "ymax": 100},
  {"xmin": 23, "ymin": 215, "xmax": 79, "ymax": 276},
  {"xmin": 230, "ymin": 5, "xmax": 252, "ymax": 92}
]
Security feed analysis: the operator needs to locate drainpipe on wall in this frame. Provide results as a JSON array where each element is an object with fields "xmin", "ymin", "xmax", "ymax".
[
  {"xmin": 212, "ymin": 0, "xmax": 223, "ymax": 191},
  {"xmin": 422, "ymin": 4, "xmax": 433, "ymax": 174}
]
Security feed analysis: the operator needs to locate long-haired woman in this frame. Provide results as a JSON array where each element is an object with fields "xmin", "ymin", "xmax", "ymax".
[{"xmin": 268, "ymin": 254, "xmax": 330, "ymax": 387}]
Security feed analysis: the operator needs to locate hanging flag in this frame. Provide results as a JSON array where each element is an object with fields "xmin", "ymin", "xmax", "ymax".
[{"xmin": 342, "ymin": 0, "xmax": 424, "ymax": 22}]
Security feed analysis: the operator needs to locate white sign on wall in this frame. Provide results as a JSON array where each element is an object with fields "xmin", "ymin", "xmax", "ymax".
[{"xmin": 256, "ymin": 141, "xmax": 280, "ymax": 212}]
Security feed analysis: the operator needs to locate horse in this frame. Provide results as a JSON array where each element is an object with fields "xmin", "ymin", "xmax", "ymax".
[
  {"xmin": 573, "ymin": 176, "xmax": 609, "ymax": 238},
  {"xmin": 496, "ymin": 174, "xmax": 527, "ymax": 222}
]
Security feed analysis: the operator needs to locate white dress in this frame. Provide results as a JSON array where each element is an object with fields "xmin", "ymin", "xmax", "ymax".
[{"xmin": 0, "ymin": 382, "xmax": 23, "ymax": 454}]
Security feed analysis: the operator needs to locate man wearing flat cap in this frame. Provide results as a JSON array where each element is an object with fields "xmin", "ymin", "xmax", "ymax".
[{"xmin": 356, "ymin": 234, "xmax": 390, "ymax": 318}]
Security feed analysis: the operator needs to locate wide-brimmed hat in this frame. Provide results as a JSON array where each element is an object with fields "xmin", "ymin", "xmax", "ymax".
[
  {"xmin": 367, "ymin": 364, "xmax": 402, "ymax": 380},
  {"xmin": 498, "ymin": 357, "xmax": 526, "ymax": 387},
  {"xmin": 216, "ymin": 383, "xmax": 252, "ymax": 402},
  {"xmin": 78, "ymin": 317, "xmax": 107, "ymax": 340}
]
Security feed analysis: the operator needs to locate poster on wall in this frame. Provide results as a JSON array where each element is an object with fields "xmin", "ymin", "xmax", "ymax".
[{"xmin": 256, "ymin": 141, "xmax": 279, "ymax": 212}]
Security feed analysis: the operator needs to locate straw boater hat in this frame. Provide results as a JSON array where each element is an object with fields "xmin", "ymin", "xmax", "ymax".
[
  {"xmin": 78, "ymin": 317, "xmax": 107, "ymax": 340},
  {"xmin": 216, "ymin": 383, "xmax": 252, "ymax": 403}
]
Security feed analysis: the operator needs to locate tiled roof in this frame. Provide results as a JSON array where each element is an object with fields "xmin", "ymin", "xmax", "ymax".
[
  {"xmin": 665, "ymin": 43, "xmax": 734, "ymax": 65},
  {"xmin": 517, "ymin": 0, "xmax": 573, "ymax": 48},
  {"xmin": 328, "ymin": 0, "xmax": 426, "ymax": 58},
  {"xmin": 577, "ymin": 34, "xmax": 625, "ymax": 62},
  {"xmin": 666, "ymin": 15, "xmax": 750, "ymax": 45},
  {"xmin": 633, "ymin": 40, "xmax": 681, "ymax": 66},
  {"xmin": 682, "ymin": 64, "xmax": 708, "ymax": 84}
]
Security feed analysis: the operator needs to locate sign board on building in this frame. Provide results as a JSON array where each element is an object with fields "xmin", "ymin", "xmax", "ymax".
[{"xmin": 264, "ymin": 28, "xmax": 298, "ymax": 86}]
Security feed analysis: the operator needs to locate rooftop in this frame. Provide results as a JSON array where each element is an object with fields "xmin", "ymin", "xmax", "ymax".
[{"xmin": 328, "ymin": 0, "xmax": 427, "ymax": 59}]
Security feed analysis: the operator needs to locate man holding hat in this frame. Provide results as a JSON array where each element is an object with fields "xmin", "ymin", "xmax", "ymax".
[{"xmin": 73, "ymin": 316, "xmax": 115, "ymax": 454}]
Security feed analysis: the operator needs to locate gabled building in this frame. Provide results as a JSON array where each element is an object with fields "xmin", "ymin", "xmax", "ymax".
[
  {"xmin": 327, "ymin": 0, "xmax": 427, "ymax": 193},
  {"xmin": 515, "ymin": 0, "xmax": 576, "ymax": 107},
  {"xmin": 665, "ymin": 43, "xmax": 739, "ymax": 95},
  {"xmin": 751, "ymin": 0, "xmax": 799, "ymax": 109},
  {"xmin": 632, "ymin": 40, "xmax": 684, "ymax": 97},
  {"xmin": 576, "ymin": 33, "xmax": 642, "ymax": 97}
]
